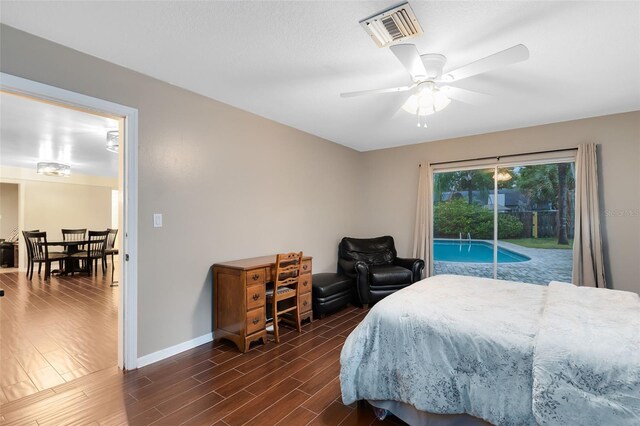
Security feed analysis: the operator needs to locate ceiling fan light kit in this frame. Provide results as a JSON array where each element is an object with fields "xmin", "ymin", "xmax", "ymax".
[
  {"xmin": 344, "ymin": 5, "xmax": 530, "ymax": 128},
  {"xmin": 402, "ymin": 84, "xmax": 451, "ymax": 116}
]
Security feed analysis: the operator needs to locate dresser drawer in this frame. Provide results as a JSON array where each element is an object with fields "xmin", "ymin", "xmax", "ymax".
[
  {"xmin": 246, "ymin": 308, "xmax": 265, "ymax": 335},
  {"xmin": 301, "ymin": 259, "xmax": 312, "ymax": 275},
  {"xmin": 299, "ymin": 274, "xmax": 312, "ymax": 294},
  {"xmin": 246, "ymin": 284, "xmax": 265, "ymax": 310},
  {"xmin": 299, "ymin": 292, "xmax": 312, "ymax": 313},
  {"xmin": 246, "ymin": 268, "xmax": 266, "ymax": 285}
]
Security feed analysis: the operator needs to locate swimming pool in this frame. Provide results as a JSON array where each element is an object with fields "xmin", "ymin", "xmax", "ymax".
[{"xmin": 434, "ymin": 239, "xmax": 530, "ymax": 263}]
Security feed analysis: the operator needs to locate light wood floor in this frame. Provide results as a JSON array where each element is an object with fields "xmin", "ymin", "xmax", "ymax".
[
  {"xmin": 0, "ymin": 270, "xmax": 118, "ymax": 403},
  {"xmin": 0, "ymin": 273, "xmax": 404, "ymax": 425}
]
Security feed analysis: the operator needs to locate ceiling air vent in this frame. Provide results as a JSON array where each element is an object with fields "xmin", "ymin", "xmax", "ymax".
[{"xmin": 359, "ymin": 2, "xmax": 423, "ymax": 48}]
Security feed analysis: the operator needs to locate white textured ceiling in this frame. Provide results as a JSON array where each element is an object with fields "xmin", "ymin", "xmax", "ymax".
[
  {"xmin": 0, "ymin": 93, "xmax": 119, "ymax": 177},
  {"xmin": 1, "ymin": 1, "xmax": 639, "ymax": 151}
]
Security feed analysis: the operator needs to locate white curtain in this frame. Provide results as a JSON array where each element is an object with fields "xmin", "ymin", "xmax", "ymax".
[
  {"xmin": 412, "ymin": 163, "xmax": 432, "ymax": 277},
  {"xmin": 572, "ymin": 143, "xmax": 607, "ymax": 287}
]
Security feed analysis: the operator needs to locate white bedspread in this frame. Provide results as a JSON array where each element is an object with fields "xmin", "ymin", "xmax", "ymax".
[
  {"xmin": 532, "ymin": 282, "xmax": 640, "ymax": 425},
  {"xmin": 340, "ymin": 275, "xmax": 640, "ymax": 425},
  {"xmin": 340, "ymin": 275, "xmax": 546, "ymax": 425}
]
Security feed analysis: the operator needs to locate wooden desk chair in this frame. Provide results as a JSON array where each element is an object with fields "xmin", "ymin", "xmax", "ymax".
[
  {"xmin": 23, "ymin": 231, "xmax": 67, "ymax": 280},
  {"xmin": 103, "ymin": 228, "xmax": 119, "ymax": 284},
  {"xmin": 266, "ymin": 252, "xmax": 303, "ymax": 343},
  {"xmin": 69, "ymin": 230, "xmax": 108, "ymax": 275}
]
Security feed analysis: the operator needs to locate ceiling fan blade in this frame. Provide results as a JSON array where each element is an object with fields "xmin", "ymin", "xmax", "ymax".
[
  {"xmin": 389, "ymin": 44, "xmax": 428, "ymax": 82},
  {"xmin": 442, "ymin": 44, "xmax": 529, "ymax": 82},
  {"xmin": 391, "ymin": 94, "xmax": 413, "ymax": 120},
  {"xmin": 340, "ymin": 84, "xmax": 415, "ymax": 98},
  {"xmin": 441, "ymin": 86, "xmax": 491, "ymax": 105}
]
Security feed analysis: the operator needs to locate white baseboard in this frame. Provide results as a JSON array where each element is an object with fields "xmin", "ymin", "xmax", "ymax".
[{"xmin": 137, "ymin": 332, "xmax": 214, "ymax": 368}]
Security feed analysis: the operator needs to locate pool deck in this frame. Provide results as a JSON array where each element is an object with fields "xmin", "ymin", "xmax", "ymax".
[{"xmin": 433, "ymin": 240, "xmax": 573, "ymax": 285}]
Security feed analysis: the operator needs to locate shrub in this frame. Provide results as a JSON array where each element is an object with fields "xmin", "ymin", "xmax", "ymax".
[
  {"xmin": 498, "ymin": 214, "xmax": 524, "ymax": 239},
  {"xmin": 433, "ymin": 199, "xmax": 524, "ymax": 239}
]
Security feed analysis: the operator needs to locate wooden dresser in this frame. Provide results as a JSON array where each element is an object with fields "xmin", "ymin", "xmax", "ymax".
[{"xmin": 212, "ymin": 255, "xmax": 313, "ymax": 352}]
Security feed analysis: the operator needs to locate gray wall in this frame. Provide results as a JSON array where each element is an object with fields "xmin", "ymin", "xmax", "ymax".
[
  {"xmin": 359, "ymin": 111, "xmax": 640, "ymax": 294},
  {"xmin": 0, "ymin": 25, "xmax": 363, "ymax": 357},
  {"xmin": 2, "ymin": 24, "xmax": 638, "ymax": 360}
]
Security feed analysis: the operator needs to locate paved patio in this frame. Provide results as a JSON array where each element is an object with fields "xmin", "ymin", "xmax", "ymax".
[{"xmin": 433, "ymin": 240, "xmax": 573, "ymax": 285}]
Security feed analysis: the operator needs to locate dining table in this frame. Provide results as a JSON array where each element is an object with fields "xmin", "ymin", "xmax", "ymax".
[{"xmin": 42, "ymin": 240, "xmax": 88, "ymax": 275}]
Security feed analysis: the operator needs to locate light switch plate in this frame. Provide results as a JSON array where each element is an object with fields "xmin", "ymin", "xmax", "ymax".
[{"xmin": 153, "ymin": 213, "xmax": 163, "ymax": 228}]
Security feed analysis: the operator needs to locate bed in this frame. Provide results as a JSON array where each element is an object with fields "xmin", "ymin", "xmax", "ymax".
[{"xmin": 340, "ymin": 274, "xmax": 640, "ymax": 425}]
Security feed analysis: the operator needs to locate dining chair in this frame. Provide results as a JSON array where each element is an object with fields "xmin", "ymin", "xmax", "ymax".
[
  {"xmin": 62, "ymin": 228, "xmax": 87, "ymax": 252},
  {"xmin": 69, "ymin": 230, "xmax": 108, "ymax": 275},
  {"xmin": 23, "ymin": 231, "xmax": 67, "ymax": 280},
  {"xmin": 103, "ymin": 228, "xmax": 119, "ymax": 284},
  {"xmin": 62, "ymin": 228, "xmax": 86, "ymax": 273},
  {"xmin": 21, "ymin": 229, "xmax": 39, "ymax": 278},
  {"xmin": 265, "ymin": 252, "xmax": 303, "ymax": 343}
]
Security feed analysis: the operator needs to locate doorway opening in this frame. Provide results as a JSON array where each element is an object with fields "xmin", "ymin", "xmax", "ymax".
[{"xmin": 0, "ymin": 73, "xmax": 138, "ymax": 402}]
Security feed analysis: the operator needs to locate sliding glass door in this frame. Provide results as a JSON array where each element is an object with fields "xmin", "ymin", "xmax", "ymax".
[
  {"xmin": 433, "ymin": 167, "xmax": 495, "ymax": 279},
  {"xmin": 432, "ymin": 160, "xmax": 575, "ymax": 285}
]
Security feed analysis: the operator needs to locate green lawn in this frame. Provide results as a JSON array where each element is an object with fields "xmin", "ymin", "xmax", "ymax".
[{"xmin": 503, "ymin": 238, "xmax": 574, "ymax": 250}]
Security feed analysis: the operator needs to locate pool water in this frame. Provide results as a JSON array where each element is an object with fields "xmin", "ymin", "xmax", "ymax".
[{"xmin": 434, "ymin": 239, "xmax": 530, "ymax": 263}]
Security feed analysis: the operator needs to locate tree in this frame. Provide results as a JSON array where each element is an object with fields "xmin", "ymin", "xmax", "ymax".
[
  {"xmin": 516, "ymin": 163, "xmax": 574, "ymax": 244},
  {"xmin": 433, "ymin": 170, "xmax": 494, "ymax": 205},
  {"xmin": 517, "ymin": 164, "xmax": 558, "ymax": 207}
]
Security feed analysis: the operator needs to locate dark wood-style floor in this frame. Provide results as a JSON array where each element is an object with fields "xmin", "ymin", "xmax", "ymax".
[
  {"xmin": 0, "ymin": 270, "xmax": 118, "ymax": 402},
  {"xmin": 1, "ymin": 271, "xmax": 405, "ymax": 425}
]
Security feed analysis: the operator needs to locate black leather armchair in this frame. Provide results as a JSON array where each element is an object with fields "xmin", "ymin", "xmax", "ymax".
[{"xmin": 338, "ymin": 236, "xmax": 424, "ymax": 307}]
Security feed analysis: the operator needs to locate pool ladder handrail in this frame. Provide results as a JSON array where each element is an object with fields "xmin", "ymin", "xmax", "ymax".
[{"xmin": 460, "ymin": 233, "xmax": 472, "ymax": 244}]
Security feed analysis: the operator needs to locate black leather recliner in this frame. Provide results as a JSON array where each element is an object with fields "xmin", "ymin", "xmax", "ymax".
[{"xmin": 338, "ymin": 236, "xmax": 425, "ymax": 307}]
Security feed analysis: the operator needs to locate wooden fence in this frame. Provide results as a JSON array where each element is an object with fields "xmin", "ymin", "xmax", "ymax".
[{"xmin": 501, "ymin": 210, "xmax": 574, "ymax": 239}]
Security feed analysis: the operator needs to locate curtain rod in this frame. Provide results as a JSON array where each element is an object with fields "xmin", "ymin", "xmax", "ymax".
[{"xmin": 426, "ymin": 147, "xmax": 578, "ymax": 167}]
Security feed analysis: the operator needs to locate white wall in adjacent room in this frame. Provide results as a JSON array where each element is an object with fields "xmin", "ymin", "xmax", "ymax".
[{"xmin": 21, "ymin": 179, "xmax": 113, "ymax": 241}]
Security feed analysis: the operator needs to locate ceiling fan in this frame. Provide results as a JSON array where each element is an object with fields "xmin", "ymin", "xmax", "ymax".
[{"xmin": 340, "ymin": 43, "xmax": 529, "ymax": 127}]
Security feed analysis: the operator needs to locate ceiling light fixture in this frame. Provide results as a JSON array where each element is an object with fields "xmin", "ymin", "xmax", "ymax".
[
  {"xmin": 401, "ymin": 82, "xmax": 451, "ymax": 127},
  {"xmin": 494, "ymin": 171, "xmax": 512, "ymax": 182},
  {"xmin": 37, "ymin": 162, "xmax": 70, "ymax": 177},
  {"xmin": 106, "ymin": 130, "xmax": 119, "ymax": 153}
]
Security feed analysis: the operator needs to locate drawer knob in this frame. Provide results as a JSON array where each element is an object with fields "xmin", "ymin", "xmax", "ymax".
[
  {"xmin": 252, "ymin": 293, "xmax": 260, "ymax": 301},
  {"xmin": 303, "ymin": 280, "xmax": 308, "ymax": 286},
  {"xmin": 303, "ymin": 300, "xmax": 308, "ymax": 307},
  {"xmin": 252, "ymin": 274, "xmax": 260, "ymax": 281},
  {"xmin": 252, "ymin": 318, "xmax": 259, "ymax": 325},
  {"xmin": 302, "ymin": 265, "xmax": 308, "ymax": 270}
]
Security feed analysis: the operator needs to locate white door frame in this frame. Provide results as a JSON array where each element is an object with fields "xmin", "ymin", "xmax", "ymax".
[{"xmin": 1, "ymin": 72, "xmax": 139, "ymax": 370}]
